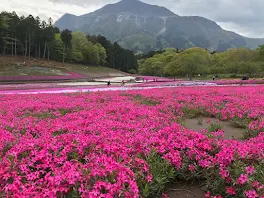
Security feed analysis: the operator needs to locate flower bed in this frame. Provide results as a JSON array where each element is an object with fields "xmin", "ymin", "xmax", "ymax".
[{"xmin": 0, "ymin": 86, "xmax": 263, "ymax": 197}]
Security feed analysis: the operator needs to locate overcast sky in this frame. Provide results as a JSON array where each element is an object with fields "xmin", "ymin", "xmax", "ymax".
[{"xmin": 1, "ymin": 0, "xmax": 263, "ymax": 38}]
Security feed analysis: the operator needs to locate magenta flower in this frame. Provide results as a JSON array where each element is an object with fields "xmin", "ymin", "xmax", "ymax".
[
  {"xmin": 226, "ymin": 186, "xmax": 236, "ymax": 195},
  {"xmin": 245, "ymin": 166, "xmax": 255, "ymax": 175},
  {"xmin": 237, "ymin": 174, "xmax": 248, "ymax": 185},
  {"xmin": 188, "ymin": 164, "xmax": 196, "ymax": 172},
  {"xmin": 245, "ymin": 190, "xmax": 258, "ymax": 198},
  {"xmin": 219, "ymin": 168, "xmax": 229, "ymax": 179}
]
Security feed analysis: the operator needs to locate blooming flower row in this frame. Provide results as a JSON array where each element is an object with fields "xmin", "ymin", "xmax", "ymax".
[{"xmin": 0, "ymin": 86, "xmax": 263, "ymax": 197}]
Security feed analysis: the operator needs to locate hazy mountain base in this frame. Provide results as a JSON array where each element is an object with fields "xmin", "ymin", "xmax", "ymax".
[{"xmin": 55, "ymin": 0, "xmax": 264, "ymax": 53}]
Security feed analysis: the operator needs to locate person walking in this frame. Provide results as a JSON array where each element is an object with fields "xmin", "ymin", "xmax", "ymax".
[{"xmin": 107, "ymin": 81, "xmax": 111, "ymax": 86}]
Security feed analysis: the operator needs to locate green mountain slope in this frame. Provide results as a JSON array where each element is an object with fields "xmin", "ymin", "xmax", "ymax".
[{"xmin": 55, "ymin": 0, "xmax": 264, "ymax": 52}]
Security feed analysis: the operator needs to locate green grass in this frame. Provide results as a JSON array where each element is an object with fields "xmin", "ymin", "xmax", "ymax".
[
  {"xmin": 134, "ymin": 94, "xmax": 160, "ymax": 106},
  {"xmin": 0, "ymin": 56, "xmax": 128, "ymax": 78},
  {"xmin": 64, "ymin": 63, "xmax": 126, "ymax": 77},
  {"xmin": 138, "ymin": 151, "xmax": 176, "ymax": 197},
  {"xmin": 207, "ymin": 122, "xmax": 223, "ymax": 132},
  {"xmin": 0, "ymin": 64, "xmax": 68, "ymax": 76}
]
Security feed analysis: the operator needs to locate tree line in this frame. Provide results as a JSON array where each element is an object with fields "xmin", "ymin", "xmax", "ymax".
[
  {"xmin": 138, "ymin": 47, "xmax": 264, "ymax": 77},
  {"xmin": 0, "ymin": 11, "xmax": 138, "ymax": 72}
]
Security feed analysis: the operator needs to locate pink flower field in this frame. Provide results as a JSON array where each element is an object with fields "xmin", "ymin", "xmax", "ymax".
[{"xmin": 0, "ymin": 86, "xmax": 263, "ymax": 198}]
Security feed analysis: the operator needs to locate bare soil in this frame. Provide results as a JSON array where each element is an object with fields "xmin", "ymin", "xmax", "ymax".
[
  {"xmin": 163, "ymin": 183, "xmax": 205, "ymax": 198},
  {"xmin": 184, "ymin": 118, "xmax": 245, "ymax": 140}
]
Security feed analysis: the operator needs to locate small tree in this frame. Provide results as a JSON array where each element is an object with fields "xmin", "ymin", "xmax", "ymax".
[{"xmin": 61, "ymin": 29, "xmax": 72, "ymax": 63}]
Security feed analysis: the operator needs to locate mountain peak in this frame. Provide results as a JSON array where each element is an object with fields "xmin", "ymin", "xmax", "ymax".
[
  {"xmin": 90, "ymin": 0, "xmax": 177, "ymax": 17},
  {"xmin": 122, "ymin": 0, "xmax": 136, "ymax": 1}
]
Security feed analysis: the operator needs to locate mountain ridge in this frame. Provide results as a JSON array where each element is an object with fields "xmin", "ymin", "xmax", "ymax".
[{"xmin": 55, "ymin": 0, "xmax": 264, "ymax": 52}]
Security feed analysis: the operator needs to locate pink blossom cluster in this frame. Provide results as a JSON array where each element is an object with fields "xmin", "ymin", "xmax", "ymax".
[{"xmin": 0, "ymin": 86, "xmax": 263, "ymax": 197}]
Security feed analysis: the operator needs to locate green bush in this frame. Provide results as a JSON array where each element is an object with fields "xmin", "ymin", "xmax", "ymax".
[
  {"xmin": 138, "ymin": 151, "xmax": 176, "ymax": 197},
  {"xmin": 207, "ymin": 122, "xmax": 222, "ymax": 132},
  {"xmin": 182, "ymin": 107, "xmax": 209, "ymax": 119},
  {"xmin": 230, "ymin": 116, "xmax": 252, "ymax": 128}
]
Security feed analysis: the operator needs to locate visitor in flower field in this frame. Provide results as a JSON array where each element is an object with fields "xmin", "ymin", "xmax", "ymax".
[
  {"xmin": 107, "ymin": 81, "xmax": 111, "ymax": 86},
  {"xmin": 242, "ymin": 75, "xmax": 249, "ymax": 80},
  {"xmin": 213, "ymin": 75, "xmax": 216, "ymax": 81},
  {"xmin": 121, "ymin": 80, "xmax": 125, "ymax": 86}
]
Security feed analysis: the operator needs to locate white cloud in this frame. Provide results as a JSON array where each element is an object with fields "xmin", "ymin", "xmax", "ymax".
[{"xmin": 0, "ymin": 0, "xmax": 99, "ymax": 21}]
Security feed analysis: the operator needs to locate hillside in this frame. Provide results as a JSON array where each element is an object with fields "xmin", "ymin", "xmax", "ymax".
[
  {"xmin": 55, "ymin": 0, "xmax": 264, "ymax": 53},
  {"xmin": 0, "ymin": 56, "xmax": 128, "ymax": 78}
]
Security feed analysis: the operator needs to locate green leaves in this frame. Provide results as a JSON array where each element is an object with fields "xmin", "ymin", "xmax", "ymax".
[
  {"xmin": 138, "ymin": 151, "xmax": 176, "ymax": 197},
  {"xmin": 139, "ymin": 46, "xmax": 264, "ymax": 77}
]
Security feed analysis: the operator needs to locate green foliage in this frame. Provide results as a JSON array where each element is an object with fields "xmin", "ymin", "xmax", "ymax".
[
  {"xmin": 59, "ymin": 108, "xmax": 72, "ymax": 116},
  {"xmin": 207, "ymin": 122, "xmax": 222, "ymax": 132},
  {"xmin": 141, "ymin": 99, "xmax": 160, "ymax": 106},
  {"xmin": 138, "ymin": 151, "xmax": 176, "ymax": 197},
  {"xmin": 204, "ymin": 161, "xmax": 264, "ymax": 197},
  {"xmin": 24, "ymin": 111, "xmax": 55, "ymax": 120},
  {"xmin": 244, "ymin": 121, "xmax": 264, "ymax": 139},
  {"xmin": 50, "ymin": 35, "xmax": 64, "ymax": 61},
  {"xmin": 95, "ymin": 35, "xmax": 138, "ymax": 72},
  {"xmin": 134, "ymin": 94, "xmax": 160, "ymax": 106},
  {"xmin": 128, "ymin": 69, "xmax": 137, "ymax": 74},
  {"xmin": 52, "ymin": 129, "xmax": 68, "ymax": 137},
  {"xmin": 182, "ymin": 107, "xmax": 208, "ymax": 119},
  {"xmin": 230, "ymin": 116, "xmax": 252, "ymax": 128},
  {"xmin": 61, "ymin": 29, "xmax": 72, "ymax": 47},
  {"xmin": 71, "ymin": 32, "xmax": 106, "ymax": 65},
  {"xmin": 139, "ymin": 48, "xmax": 177, "ymax": 76},
  {"xmin": 139, "ymin": 47, "xmax": 264, "ymax": 77},
  {"xmin": 243, "ymin": 129, "xmax": 260, "ymax": 140},
  {"xmin": 0, "ymin": 11, "xmax": 137, "ymax": 73}
]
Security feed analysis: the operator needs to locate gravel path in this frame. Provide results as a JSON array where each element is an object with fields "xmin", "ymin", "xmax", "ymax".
[{"xmin": 0, "ymin": 82, "xmax": 218, "ymax": 94}]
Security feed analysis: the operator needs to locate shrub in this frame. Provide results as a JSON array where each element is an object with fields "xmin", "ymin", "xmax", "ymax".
[
  {"xmin": 138, "ymin": 151, "xmax": 176, "ymax": 197},
  {"xmin": 207, "ymin": 122, "xmax": 222, "ymax": 132},
  {"xmin": 230, "ymin": 116, "xmax": 252, "ymax": 128}
]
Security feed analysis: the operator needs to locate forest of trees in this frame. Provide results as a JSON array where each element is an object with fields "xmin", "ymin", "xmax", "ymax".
[
  {"xmin": 0, "ymin": 11, "xmax": 138, "ymax": 72},
  {"xmin": 138, "ymin": 47, "xmax": 264, "ymax": 77},
  {"xmin": 2, "ymin": 11, "xmax": 264, "ymax": 77}
]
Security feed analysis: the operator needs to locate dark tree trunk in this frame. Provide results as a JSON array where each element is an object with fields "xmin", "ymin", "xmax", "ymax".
[
  {"xmin": 11, "ymin": 33, "xmax": 14, "ymax": 56},
  {"xmin": 24, "ymin": 36, "xmax": 27, "ymax": 60},
  {"xmin": 15, "ymin": 36, "xmax": 17, "ymax": 56},
  {"xmin": 35, "ymin": 43, "xmax": 37, "ymax": 57},
  {"xmin": 43, "ymin": 41, "xmax": 47, "ymax": 60},
  {"xmin": 63, "ymin": 44, "xmax": 65, "ymax": 63},
  {"xmin": 38, "ymin": 43, "xmax": 41, "ymax": 59},
  {"xmin": 48, "ymin": 46, "xmax": 50, "ymax": 61},
  {"xmin": 28, "ymin": 35, "xmax": 31, "ymax": 60}
]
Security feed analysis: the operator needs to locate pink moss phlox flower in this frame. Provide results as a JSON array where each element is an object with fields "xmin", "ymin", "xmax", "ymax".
[{"xmin": 245, "ymin": 190, "xmax": 259, "ymax": 198}]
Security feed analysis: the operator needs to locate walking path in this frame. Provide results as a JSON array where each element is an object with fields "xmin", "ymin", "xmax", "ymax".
[
  {"xmin": 0, "ymin": 81, "xmax": 217, "ymax": 94},
  {"xmin": 1, "ymin": 80, "xmax": 262, "ymax": 95}
]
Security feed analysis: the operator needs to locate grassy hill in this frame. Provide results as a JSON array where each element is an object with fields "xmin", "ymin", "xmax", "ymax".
[{"xmin": 0, "ymin": 56, "xmax": 128, "ymax": 78}]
